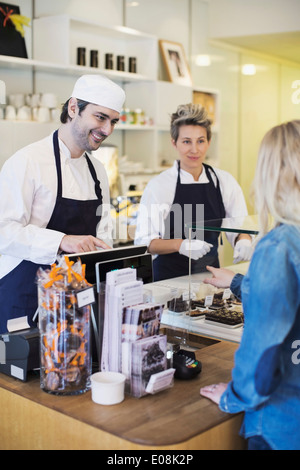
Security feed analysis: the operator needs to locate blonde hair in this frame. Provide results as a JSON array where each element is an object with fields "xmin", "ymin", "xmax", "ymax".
[
  {"xmin": 170, "ymin": 103, "xmax": 212, "ymax": 143},
  {"xmin": 253, "ymin": 120, "xmax": 300, "ymax": 237}
]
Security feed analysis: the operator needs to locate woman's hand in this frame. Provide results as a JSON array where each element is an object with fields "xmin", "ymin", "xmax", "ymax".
[
  {"xmin": 200, "ymin": 382, "xmax": 228, "ymax": 405},
  {"xmin": 59, "ymin": 235, "xmax": 111, "ymax": 253},
  {"xmin": 204, "ymin": 265, "xmax": 236, "ymax": 289}
]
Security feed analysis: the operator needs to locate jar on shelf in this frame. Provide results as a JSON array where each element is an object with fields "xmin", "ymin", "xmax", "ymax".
[
  {"xmin": 77, "ymin": 47, "xmax": 86, "ymax": 66},
  {"xmin": 125, "ymin": 108, "xmax": 135, "ymax": 124},
  {"xmin": 134, "ymin": 108, "xmax": 145, "ymax": 125},
  {"xmin": 117, "ymin": 55, "xmax": 125, "ymax": 72},
  {"xmin": 90, "ymin": 50, "xmax": 99, "ymax": 68},
  {"xmin": 105, "ymin": 53, "xmax": 114, "ymax": 70},
  {"xmin": 128, "ymin": 57, "xmax": 137, "ymax": 73},
  {"xmin": 119, "ymin": 108, "xmax": 127, "ymax": 124}
]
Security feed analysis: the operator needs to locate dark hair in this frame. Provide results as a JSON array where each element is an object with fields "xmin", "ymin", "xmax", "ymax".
[
  {"xmin": 170, "ymin": 103, "xmax": 212, "ymax": 143},
  {"xmin": 60, "ymin": 99, "xmax": 90, "ymax": 123}
]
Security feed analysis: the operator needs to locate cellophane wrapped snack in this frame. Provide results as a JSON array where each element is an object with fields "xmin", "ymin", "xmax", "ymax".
[{"xmin": 38, "ymin": 256, "xmax": 93, "ymax": 395}]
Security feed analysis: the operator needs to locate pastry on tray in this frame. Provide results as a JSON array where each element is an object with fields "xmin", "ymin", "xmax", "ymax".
[
  {"xmin": 205, "ymin": 307, "xmax": 244, "ymax": 325},
  {"xmin": 188, "ymin": 309, "xmax": 207, "ymax": 317},
  {"xmin": 167, "ymin": 295, "xmax": 188, "ymax": 313},
  {"xmin": 191, "ymin": 297, "xmax": 225, "ymax": 309}
]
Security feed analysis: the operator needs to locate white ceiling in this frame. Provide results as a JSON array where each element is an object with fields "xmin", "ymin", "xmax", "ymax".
[{"xmin": 215, "ymin": 31, "xmax": 300, "ymax": 65}]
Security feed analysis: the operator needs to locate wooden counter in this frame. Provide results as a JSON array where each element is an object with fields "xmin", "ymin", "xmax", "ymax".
[{"xmin": 0, "ymin": 335, "xmax": 246, "ymax": 450}]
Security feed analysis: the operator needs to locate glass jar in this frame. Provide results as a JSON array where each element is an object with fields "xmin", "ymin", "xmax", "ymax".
[{"xmin": 38, "ymin": 285, "xmax": 91, "ymax": 395}]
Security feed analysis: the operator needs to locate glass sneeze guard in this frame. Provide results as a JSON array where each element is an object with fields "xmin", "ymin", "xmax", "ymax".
[{"xmin": 185, "ymin": 214, "xmax": 260, "ymax": 236}]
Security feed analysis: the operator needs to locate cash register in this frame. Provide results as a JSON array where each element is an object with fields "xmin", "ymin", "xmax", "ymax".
[{"xmin": 0, "ymin": 327, "xmax": 39, "ymax": 382}]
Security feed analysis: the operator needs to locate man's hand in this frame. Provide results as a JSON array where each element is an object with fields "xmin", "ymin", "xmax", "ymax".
[{"xmin": 59, "ymin": 235, "xmax": 111, "ymax": 254}]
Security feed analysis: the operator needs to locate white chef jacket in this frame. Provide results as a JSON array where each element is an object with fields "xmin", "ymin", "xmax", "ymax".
[
  {"xmin": 134, "ymin": 161, "xmax": 249, "ymax": 249},
  {"xmin": 0, "ymin": 133, "xmax": 113, "ymax": 279}
]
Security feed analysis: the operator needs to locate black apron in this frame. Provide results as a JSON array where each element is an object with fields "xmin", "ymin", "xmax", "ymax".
[
  {"xmin": 153, "ymin": 161, "xmax": 226, "ymax": 281},
  {"xmin": 0, "ymin": 130, "xmax": 103, "ymax": 334}
]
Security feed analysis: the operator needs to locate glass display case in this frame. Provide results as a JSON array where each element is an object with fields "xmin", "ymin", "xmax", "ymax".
[
  {"xmin": 160, "ymin": 215, "xmax": 274, "ymax": 345},
  {"xmin": 167, "ymin": 215, "xmax": 262, "ymax": 344}
]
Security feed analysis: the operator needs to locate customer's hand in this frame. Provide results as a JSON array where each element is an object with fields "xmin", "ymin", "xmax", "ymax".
[
  {"xmin": 204, "ymin": 265, "xmax": 235, "ymax": 289},
  {"xmin": 60, "ymin": 235, "xmax": 111, "ymax": 254},
  {"xmin": 200, "ymin": 382, "xmax": 228, "ymax": 405},
  {"xmin": 233, "ymin": 238, "xmax": 253, "ymax": 264},
  {"xmin": 179, "ymin": 239, "xmax": 213, "ymax": 260}
]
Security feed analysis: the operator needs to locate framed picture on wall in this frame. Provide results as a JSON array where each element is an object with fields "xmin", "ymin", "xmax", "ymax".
[{"xmin": 159, "ymin": 39, "xmax": 192, "ymax": 86}]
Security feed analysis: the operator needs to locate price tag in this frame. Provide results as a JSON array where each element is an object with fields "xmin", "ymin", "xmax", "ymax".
[
  {"xmin": 77, "ymin": 287, "xmax": 95, "ymax": 308},
  {"xmin": 222, "ymin": 288, "xmax": 231, "ymax": 300},
  {"xmin": 205, "ymin": 295, "xmax": 213, "ymax": 307},
  {"xmin": 182, "ymin": 291, "xmax": 189, "ymax": 301}
]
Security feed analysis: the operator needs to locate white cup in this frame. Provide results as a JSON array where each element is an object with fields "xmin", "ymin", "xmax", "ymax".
[
  {"xmin": 26, "ymin": 93, "xmax": 40, "ymax": 108},
  {"xmin": 40, "ymin": 93, "xmax": 57, "ymax": 109},
  {"xmin": 14, "ymin": 93, "xmax": 25, "ymax": 109},
  {"xmin": 91, "ymin": 371, "xmax": 126, "ymax": 405},
  {"xmin": 32, "ymin": 107, "xmax": 39, "ymax": 121},
  {"xmin": 5, "ymin": 105, "xmax": 16, "ymax": 120},
  {"xmin": 17, "ymin": 105, "xmax": 32, "ymax": 121},
  {"xmin": 8, "ymin": 94, "xmax": 16, "ymax": 107},
  {"xmin": 51, "ymin": 107, "xmax": 61, "ymax": 123},
  {"xmin": 37, "ymin": 106, "xmax": 50, "ymax": 123}
]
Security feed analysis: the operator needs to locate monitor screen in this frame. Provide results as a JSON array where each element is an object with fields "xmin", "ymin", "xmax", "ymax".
[{"xmin": 68, "ymin": 245, "xmax": 148, "ymax": 285}]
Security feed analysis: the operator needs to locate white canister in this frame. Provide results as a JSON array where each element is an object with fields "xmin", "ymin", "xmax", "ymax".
[{"xmin": 91, "ymin": 372, "xmax": 126, "ymax": 405}]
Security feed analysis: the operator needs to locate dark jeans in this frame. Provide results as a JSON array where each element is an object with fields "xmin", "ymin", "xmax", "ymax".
[{"xmin": 248, "ymin": 436, "xmax": 272, "ymax": 450}]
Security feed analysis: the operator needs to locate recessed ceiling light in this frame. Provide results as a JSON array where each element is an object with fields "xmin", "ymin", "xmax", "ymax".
[
  {"xmin": 242, "ymin": 64, "xmax": 256, "ymax": 75},
  {"xmin": 195, "ymin": 55, "xmax": 211, "ymax": 66}
]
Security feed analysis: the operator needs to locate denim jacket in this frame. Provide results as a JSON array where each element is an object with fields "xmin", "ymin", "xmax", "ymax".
[{"xmin": 219, "ymin": 224, "xmax": 300, "ymax": 450}]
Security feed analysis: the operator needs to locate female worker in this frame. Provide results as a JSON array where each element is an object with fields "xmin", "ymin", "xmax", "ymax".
[
  {"xmin": 135, "ymin": 103, "xmax": 252, "ymax": 281},
  {"xmin": 200, "ymin": 120, "xmax": 300, "ymax": 450}
]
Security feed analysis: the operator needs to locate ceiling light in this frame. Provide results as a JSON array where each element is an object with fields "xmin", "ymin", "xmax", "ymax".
[
  {"xmin": 242, "ymin": 64, "xmax": 256, "ymax": 75},
  {"xmin": 195, "ymin": 55, "xmax": 211, "ymax": 66}
]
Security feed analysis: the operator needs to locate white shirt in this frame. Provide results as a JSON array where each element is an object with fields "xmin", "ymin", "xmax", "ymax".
[
  {"xmin": 0, "ymin": 133, "xmax": 113, "ymax": 279},
  {"xmin": 134, "ymin": 161, "xmax": 248, "ymax": 249}
]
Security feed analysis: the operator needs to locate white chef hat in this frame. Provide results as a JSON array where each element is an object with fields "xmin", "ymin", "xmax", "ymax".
[{"xmin": 71, "ymin": 74, "xmax": 126, "ymax": 113}]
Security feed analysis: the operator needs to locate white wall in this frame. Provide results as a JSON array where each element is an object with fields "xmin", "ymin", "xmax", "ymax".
[
  {"xmin": 208, "ymin": 0, "xmax": 300, "ymax": 38},
  {"xmin": 34, "ymin": 0, "xmax": 124, "ymax": 25}
]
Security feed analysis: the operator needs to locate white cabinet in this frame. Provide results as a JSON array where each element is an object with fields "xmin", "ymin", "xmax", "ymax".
[{"xmin": 33, "ymin": 15, "xmax": 157, "ymax": 80}]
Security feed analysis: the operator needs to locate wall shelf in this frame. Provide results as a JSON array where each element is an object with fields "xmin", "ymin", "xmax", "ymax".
[{"xmin": 0, "ymin": 55, "xmax": 152, "ymax": 83}]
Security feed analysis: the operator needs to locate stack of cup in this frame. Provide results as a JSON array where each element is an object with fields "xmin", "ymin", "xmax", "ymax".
[
  {"xmin": 5, "ymin": 92, "xmax": 60, "ymax": 123},
  {"xmin": 38, "ymin": 93, "xmax": 59, "ymax": 123}
]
